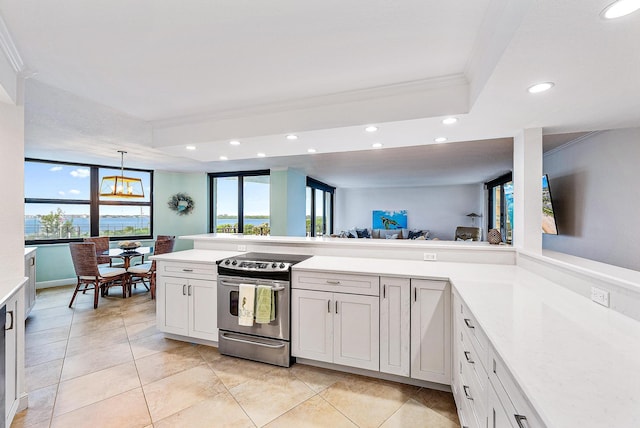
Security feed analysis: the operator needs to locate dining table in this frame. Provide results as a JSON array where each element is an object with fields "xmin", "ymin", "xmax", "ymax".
[{"xmin": 104, "ymin": 246, "xmax": 151, "ymax": 269}]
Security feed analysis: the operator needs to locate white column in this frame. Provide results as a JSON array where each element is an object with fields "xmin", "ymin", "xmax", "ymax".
[{"xmin": 513, "ymin": 128, "xmax": 542, "ymax": 252}]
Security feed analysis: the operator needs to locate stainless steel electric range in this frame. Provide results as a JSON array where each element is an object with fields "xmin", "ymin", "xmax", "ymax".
[{"xmin": 216, "ymin": 252, "xmax": 311, "ymax": 367}]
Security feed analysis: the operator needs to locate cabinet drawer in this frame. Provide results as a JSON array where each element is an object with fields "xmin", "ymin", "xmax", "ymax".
[
  {"xmin": 454, "ymin": 291, "xmax": 488, "ymax": 368},
  {"xmin": 458, "ymin": 325, "xmax": 488, "ymax": 399},
  {"xmin": 292, "ymin": 270, "xmax": 379, "ymax": 296},
  {"xmin": 489, "ymin": 348, "xmax": 544, "ymax": 428},
  {"xmin": 158, "ymin": 261, "xmax": 217, "ymax": 280},
  {"xmin": 458, "ymin": 352, "xmax": 486, "ymax": 428}
]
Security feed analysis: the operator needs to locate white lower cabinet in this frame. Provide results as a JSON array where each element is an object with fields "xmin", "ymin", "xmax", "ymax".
[
  {"xmin": 379, "ymin": 277, "xmax": 410, "ymax": 377},
  {"xmin": 156, "ymin": 261, "xmax": 218, "ymax": 342},
  {"xmin": 5, "ymin": 284, "xmax": 26, "ymax": 427},
  {"xmin": 292, "ymin": 288, "xmax": 380, "ymax": 371},
  {"xmin": 453, "ymin": 288, "xmax": 543, "ymax": 428},
  {"xmin": 380, "ymin": 277, "xmax": 451, "ymax": 384},
  {"xmin": 24, "ymin": 248, "xmax": 36, "ymax": 319}
]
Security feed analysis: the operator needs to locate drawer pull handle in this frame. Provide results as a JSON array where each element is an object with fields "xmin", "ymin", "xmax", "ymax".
[
  {"xmin": 188, "ymin": 285, "xmax": 192, "ymax": 296},
  {"xmin": 182, "ymin": 284, "xmax": 187, "ymax": 296},
  {"xmin": 5, "ymin": 310, "xmax": 14, "ymax": 331},
  {"xmin": 335, "ymin": 301, "xmax": 338, "ymax": 314},
  {"xmin": 464, "ymin": 351, "xmax": 474, "ymax": 364},
  {"xmin": 383, "ymin": 284, "xmax": 386, "ymax": 299},
  {"xmin": 326, "ymin": 280, "xmax": 340, "ymax": 285},
  {"xmin": 514, "ymin": 415, "xmax": 528, "ymax": 428},
  {"xmin": 464, "ymin": 318, "xmax": 475, "ymax": 329},
  {"xmin": 182, "ymin": 268, "xmax": 194, "ymax": 272},
  {"xmin": 327, "ymin": 300, "xmax": 331, "ymax": 313},
  {"xmin": 463, "ymin": 385, "xmax": 473, "ymax": 400}
]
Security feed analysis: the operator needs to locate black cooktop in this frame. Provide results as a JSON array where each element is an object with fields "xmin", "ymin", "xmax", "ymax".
[{"xmin": 216, "ymin": 252, "xmax": 312, "ymax": 265}]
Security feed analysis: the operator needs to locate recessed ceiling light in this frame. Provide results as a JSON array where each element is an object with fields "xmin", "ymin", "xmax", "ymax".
[
  {"xmin": 219, "ymin": 156, "xmax": 228, "ymax": 161},
  {"xmin": 372, "ymin": 142, "xmax": 383, "ymax": 149},
  {"xmin": 229, "ymin": 140, "xmax": 241, "ymax": 146},
  {"xmin": 307, "ymin": 148, "xmax": 317, "ymax": 153},
  {"xmin": 365, "ymin": 126, "xmax": 378, "ymax": 133},
  {"xmin": 527, "ymin": 82, "xmax": 554, "ymax": 94},
  {"xmin": 286, "ymin": 134, "xmax": 298, "ymax": 140},
  {"xmin": 442, "ymin": 117, "xmax": 458, "ymax": 125},
  {"xmin": 601, "ymin": 0, "xmax": 640, "ymax": 19},
  {"xmin": 257, "ymin": 152, "xmax": 266, "ymax": 158},
  {"xmin": 185, "ymin": 145, "xmax": 196, "ymax": 150},
  {"xmin": 434, "ymin": 137, "xmax": 447, "ymax": 143}
]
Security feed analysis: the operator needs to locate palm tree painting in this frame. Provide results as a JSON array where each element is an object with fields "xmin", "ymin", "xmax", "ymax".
[{"xmin": 372, "ymin": 210, "xmax": 408, "ymax": 230}]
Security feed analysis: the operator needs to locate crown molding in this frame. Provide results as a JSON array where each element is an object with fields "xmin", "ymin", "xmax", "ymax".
[
  {"xmin": 152, "ymin": 74, "xmax": 468, "ymax": 129},
  {"xmin": 0, "ymin": 14, "xmax": 24, "ymax": 73},
  {"xmin": 543, "ymin": 131, "xmax": 602, "ymax": 157}
]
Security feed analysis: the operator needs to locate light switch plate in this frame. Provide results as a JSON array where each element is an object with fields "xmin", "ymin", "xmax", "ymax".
[
  {"xmin": 423, "ymin": 253, "xmax": 437, "ymax": 261},
  {"xmin": 591, "ymin": 286, "xmax": 610, "ymax": 307},
  {"xmin": 237, "ymin": 245, "xmax": 247, "ymax": 251}
]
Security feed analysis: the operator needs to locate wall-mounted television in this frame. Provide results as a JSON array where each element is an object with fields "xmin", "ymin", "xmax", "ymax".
[{"xmin": 542, "ymin": 174, "xmax": 558, "ymax": 235}]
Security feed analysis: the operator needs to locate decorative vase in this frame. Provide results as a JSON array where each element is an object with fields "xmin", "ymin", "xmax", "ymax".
[{"xmin": 487, "ymin": 229, "xmax": 502, "ymax": 244}]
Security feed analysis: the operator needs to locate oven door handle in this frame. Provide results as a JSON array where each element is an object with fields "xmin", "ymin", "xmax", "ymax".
[
  {"xmin": 219, "ymin": 333, "xmax": 286, "ymax": 349},
  {"xmin": 218, "ymin": 279, "xmax": 285, "ymax": 292}
]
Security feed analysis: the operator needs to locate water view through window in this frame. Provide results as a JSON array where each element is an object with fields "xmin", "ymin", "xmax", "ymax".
[
  {"xmin": 212, "ymin": 172, "xmax": 270, "ymax": 235},
  {"xmin": 25, "ymin": 160, "xmax": 153, "ymax": 242}
]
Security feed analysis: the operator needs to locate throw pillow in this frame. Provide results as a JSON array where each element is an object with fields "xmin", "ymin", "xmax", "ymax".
[
  {"xmin": 408, "ymin": 230, "xmax": 422, "ymax": 240},
  {"xmin": 355, "ymin": 228, "xmax": 371, "ymax": 239}
]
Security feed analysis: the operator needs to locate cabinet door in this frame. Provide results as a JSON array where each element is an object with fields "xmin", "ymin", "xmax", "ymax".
[
  {"xmin": 188, "ymin": 279, "xmax": 218, "ymax": 341},
  {"xmin": 410, "ymin": 279, "xmax": 451, "ymax": 384},
  {"xmin": 156, "ymin": 276, "xmax": 189, "ymax": 336},
  {"xmin": 5, "ymin": 294, "xmax": 19, "ymax": 423},
  {"xmin": 334, "ymin": 293, "xmax": 380, "ymax": 371},
  {"xmin": 24, "ymin": 254, "xmax": 36, "ymax": 318},
  {"xmin": 291, "ymin": 289, "xmax": 332, "ymax": 363},
  {"xmin": 380, "ymin": 276, "xmax": 410, "ymax": 377}
]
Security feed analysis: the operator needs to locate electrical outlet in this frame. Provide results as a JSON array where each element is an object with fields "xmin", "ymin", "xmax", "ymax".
[
  {"xmin": 591, "ymin": 287, "xmax": 610, "ymax": 307},
  {"xmin": 237, "ymin": 245, "xmax": 247, "ymax": 251},
  {"xmin": 423, "ymin": 253, "xmax": 437, "ymax": 261}
]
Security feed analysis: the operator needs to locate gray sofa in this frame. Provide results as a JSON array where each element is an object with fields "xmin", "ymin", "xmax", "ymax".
[{"xmin": 336, "ymin": 228, "xmax": 430, "ymax": 240}]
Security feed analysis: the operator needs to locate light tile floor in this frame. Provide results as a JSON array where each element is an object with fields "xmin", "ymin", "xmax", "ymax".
[{"xmin": 13, "ymin": 285, "xmax": 461, "ymax": 428}]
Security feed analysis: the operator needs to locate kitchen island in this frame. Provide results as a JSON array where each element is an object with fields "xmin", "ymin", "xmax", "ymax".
[{"xmin": 152, "ymin": 234, "xmax": 640, "ymax": 428}]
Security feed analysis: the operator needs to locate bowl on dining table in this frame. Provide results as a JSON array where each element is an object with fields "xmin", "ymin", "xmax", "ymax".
[{"xmin": 118, "ymin": 241, "xmax": 142, "ymax": 251}]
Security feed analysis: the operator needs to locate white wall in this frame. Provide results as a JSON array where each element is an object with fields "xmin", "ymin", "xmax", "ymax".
[
  {"xmin": 543, "ymin": 128, "xmax": 640, "ymax": 271},
  {"xmin": 335, "ymin": 183, "xmax": 484, "ymax": 240},
  {"xmin": 0, "ymin": 101, "xmax": 25, "ymax": 284}
]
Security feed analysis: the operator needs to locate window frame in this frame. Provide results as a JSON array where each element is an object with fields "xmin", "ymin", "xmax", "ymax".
[
  {"xmin": 485, "ymin": 172, "xmax": 512, "ymax": 244},
  {"xmin": 307, "ymin": 176, "xmax": 335, "ymax": 237},
  {"xmin": 208, "ymin": 169, "xmax": 270, "ymax": 234},
  {"xmin": 25, "ymin": 158, "xmax": 154, "ymax": 245}
]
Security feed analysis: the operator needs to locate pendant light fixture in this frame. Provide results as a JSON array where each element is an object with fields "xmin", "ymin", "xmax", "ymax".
[{"xmin": 99, "ymin": 151, "xmax": 145, "ymax": 198}]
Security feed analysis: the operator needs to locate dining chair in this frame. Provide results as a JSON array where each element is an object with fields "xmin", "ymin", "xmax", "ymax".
[
  {"xmin": 127, "ymin": 237, "xmax": 175, "ymax": 299},
  {"xmin": 83, "ymin": 236, "xmax": 112, "ymax": 265},
  {"xmin": 69, "ymin": 242, "xmax": 128, "ymax": 309}
]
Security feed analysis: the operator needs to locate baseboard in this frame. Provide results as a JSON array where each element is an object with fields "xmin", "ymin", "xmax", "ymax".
[{"xmin": 36, "ymin": 278, "xmax": 75, "ymax": 289}]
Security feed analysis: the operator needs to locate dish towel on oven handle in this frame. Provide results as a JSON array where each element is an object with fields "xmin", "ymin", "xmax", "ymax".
[
  {"xmin": 238, "ymin": 283, "xmax": 256, "ymax": 326},
  {"xmin": 255, "ymin": 284, "xmax": 274, "ymax": 324}
]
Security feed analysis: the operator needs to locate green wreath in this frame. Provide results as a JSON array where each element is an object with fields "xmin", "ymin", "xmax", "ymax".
[{"xmin": 168, "ymin": 193, "xmax": 195, "ymax": 215}]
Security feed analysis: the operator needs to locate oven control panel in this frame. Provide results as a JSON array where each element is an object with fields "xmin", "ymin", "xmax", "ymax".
[{"xmin": 219, "ymin": 258, "xmax": 290, "ymax": 272}]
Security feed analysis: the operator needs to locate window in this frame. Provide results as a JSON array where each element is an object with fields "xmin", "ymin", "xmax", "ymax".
[
  {"xmin": 306, "ymin": 177, "xmax": 335, "ymax": 237},
  {"xmin": 209, "ymin": 170, "xmax": 270, "ymax": 235},
  {"xmin": 486, "ymin": 172, "xmax": 513, "ymax": 244},
  {"xmin": 25, "ymin": 159, "xmax": 153, "ymax": 244}
]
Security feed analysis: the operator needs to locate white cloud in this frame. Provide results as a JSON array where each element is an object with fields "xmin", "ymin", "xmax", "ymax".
[
  {"xmin": 68, "ymin": 189, "xmax": 81, "ymax": 195},
  {"xmin": 58, "ymin": 191, "xmax": 65, "ymax": 196},
  {"xmin": 70, "ymin": 168, "xmax": 90, "ymax": 178},
  {"xmin": 49, "ymin": 166, "xmax": 63, "ymax": 172}
]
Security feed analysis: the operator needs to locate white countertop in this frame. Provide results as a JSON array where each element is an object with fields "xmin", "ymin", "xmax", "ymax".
[
  {"xmin": 294, "ymin": 255, "xmax": 640, "ymax": 428},
  {"xmin": 151, "ymin": 249, "xmax": 241, "ymax": 264}
]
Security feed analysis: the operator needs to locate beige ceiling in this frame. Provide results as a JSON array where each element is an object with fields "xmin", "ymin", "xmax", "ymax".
[{"xmin": 3, "ymin": 0, "xmax": 639, "ymax": 187}]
